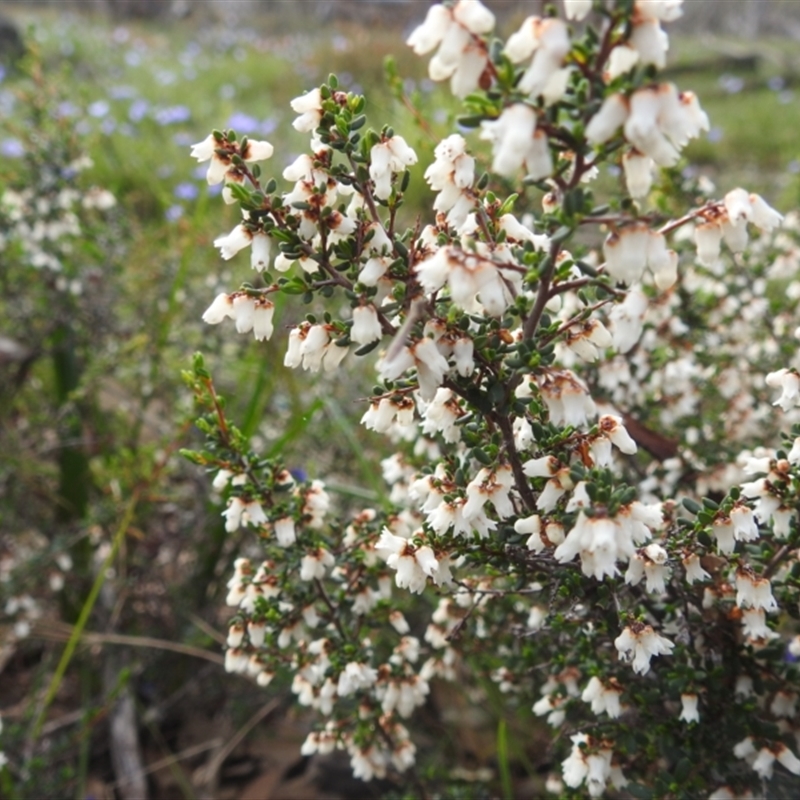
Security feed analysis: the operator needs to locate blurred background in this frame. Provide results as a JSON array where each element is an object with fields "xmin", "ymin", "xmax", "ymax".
[{"xmin": 1, "ymin": 1, "xmax": 800, "ymax": 798}]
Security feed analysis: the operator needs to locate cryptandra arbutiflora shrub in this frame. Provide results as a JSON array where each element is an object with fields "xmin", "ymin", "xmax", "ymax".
[{"xmin": 182, "ymin": 1, "xmax": 800, "ymax": 796}]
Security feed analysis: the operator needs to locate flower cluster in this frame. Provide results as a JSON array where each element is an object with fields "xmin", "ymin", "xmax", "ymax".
[
  {"xmin": 406, "ymin": 0, "xmax": 495, "ymax": 97},
  {"xmin": 183, "ymin": 0, "xmax": 800, "ymax": 796}
]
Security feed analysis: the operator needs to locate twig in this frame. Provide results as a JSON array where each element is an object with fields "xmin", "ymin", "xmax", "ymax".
[
  {"xmin": 110, "ymin": 738, "xmax": 224, "ymax": 789},
  {"xmin": 30, "ymin": 489, "xmax": 142, "ymax": 741},
  {"xmin": 522, "ymin": 240, "xmax": 561, "ymax": 341},
  {"xmin": 547, "ymin": 297, "xmax": 614, "ymax": 342},
  {"xmin": 32, "ymin": 622, "xmax": 225, "ymax": 666},
  {"xmin": 764, "ymin": 543, "xmax": 794, "ymax": 579},
  {"xmin": 495, "ymin": 413, "xmax": 537, "ymax": 512},
  {"xmin": 658, "ymin": 206, "xmax": 708, "ymax": 236},
  {"xmin": 187, "ymin": 613, "xmax": 227, "ymax": 645},
  {"xmin": 204, "ymin": 377, "xmax": 230, "ymax": 444},
  {"xmin": 106, "ymin": 655, "xmax": 149, "ymax": 800},
  {"xmin": 315, "ymin": 578, "xmax": 349, "ymax": 640},
  {"xmin": 194, "ymin": 698, "xmax": 283, "ymax": 797},
  {"xmin": 445, "ymin": 596, "xmax": 482, "ymax": 643}
]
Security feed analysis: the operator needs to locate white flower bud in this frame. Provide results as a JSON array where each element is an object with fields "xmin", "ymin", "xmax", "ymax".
[
  {"xmin": 202, "ymin": 293, "xmax": 234, "ymax": 325},
  {"xmin": 480, "ymin": 104, "xmax": 537, "ymax": 177},
  {"xmin": 351, "ymin": 305, "xmax": 383, "ymax": 345},
  {"xmin": 603, "ymin": 224, "xmax": 649, "ymax": 284},
  {"xmin": 504, "ymin": 16, "xmax": 540, "ymax": 63},
  {"xmin": 694, "ymin": 221, "xmax": 723, "ymax": 267},
  {"xmin": 564, "ymin": 0, "xmax": 592, "ymax": 20},
  {"xmin": 679, "ymin": 693, "xmax": 699, "ymax": 723},
  {"xmin": 606, "ymin": 45, "xmax": 640, "ymax": 80},
  {"xmin": 407, "ymin": 4, "xmax": 452, "ymax": 54},
  {"xmin": 274, "ymin": 517, "xmax": 296, "ymax": 547},
  {"xmin": 622, "ymin": 150, "xmax": 654, "ymax": 199},
  {"xmin": 625, "ymin": 87, "xmax": 680, "ymax": 167},
  {"xmin": 586, "ymin": 94, "xmax": 629, "ymax": 145},
  {"xmin": 290, "ymin": 88, "xmax": 323, "ymax": 132},
  {"xmin": 214, "ymin": 223, "xmax": 252, "ymax": 260},
  {"xmin": 750, "ymin": 193, "xmax": 783, "ymax": 232},
  {"xmin": 232, "ymin": 295, "xmax": 255, "ymax": 334},
  {"xmin": 250, "ymin": 233, "xmax": 271, "ymax": 271},
  {"xmin": 630, "ymin": 19, "xmax": 669, "ymax": 70},
  {"xmin": 252, "ymin": 299, "xmax": 275, "ymax": 341},
  {"xmin": 452, "ymin": 0, "xmax": 495, "ymax": 34}
]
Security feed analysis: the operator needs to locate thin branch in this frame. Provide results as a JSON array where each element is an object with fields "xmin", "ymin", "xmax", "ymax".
[
  {"xmin": 522, "ymin": 240, "xmax": 561, "ymax": 341},
  {"xmin": 348, "ymin": 153, "xmax": 382, "ymax": 226},
  {"xmin": 658, "ymin": 206, "xmax": 708, "ymax": 236},
  {"xmin": 764, "ymin": 543, "xmax": 793, "ymax": 579},
  {"xmin": 32, "ymin": 623, "xmax": 225, "ymax": 666},
  {"xmin": 445, "ymin": 596, "xmax": 481, "ymax": 643},
  {"xmin": 187, "ymin": 613, "xmax": 227, "ymax": 645},
  {"xmin": 194, "ymin": 698, "xmax": 283, "ymax": 792},
  {"xmin": 204, "ymin": 377, "xmax": 230, "ymax": 444},
  {"xmin": 547, "ymin": 297, "xmax": 615, "ymax": 342},
  {"xmin": 495, "ymin": 413, "xmax": 537, "ymax": 512},
  {"xmin": 110, "ymin": 738, "xmax": 225, "ymax": 790},
  {"xmin": 315, "ymin": 578, "xmax": 349, "ymax": 640}
]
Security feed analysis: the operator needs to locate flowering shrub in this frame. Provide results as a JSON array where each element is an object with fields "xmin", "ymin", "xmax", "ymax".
[
  {"xmin": 0, "ymin": 63, "xmax": 121, "ymax": 638},
  {"xmin": 183, "ymin": 1, "xmax": 800, "ymax": 796}
]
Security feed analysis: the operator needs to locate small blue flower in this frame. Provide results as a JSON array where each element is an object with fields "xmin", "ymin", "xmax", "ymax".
[
  {"xmin": 226, "ymin": 111, "xmax": 260, "ymax": 134},
  {"xmin": 88, "ymin": 100, "xmax": 110, "ymax": 118},
  {"xmin": 109, "ymin": 85, "xmax": 137, "ymax": 100},
  {"xmin": 56, "ymin": 101, "xmax": 80, "ymax": 118},
  {"xmin": 768, "ymin": 76, "xmax": 785, "ymax": 92},
  {"xmin": 718, "ymin": 74, "xmax": 744, "ymax": 95},
  {"xmin": 154, "ymin": 69, "xmax": 177, "ymax": 86},
  {"xmin": 154, "ymin": 105, "xmax": 191, "ymax": 126},
  {"xmin": 112, "ymin": 26, "xmax": 131, "ymax": 44},
  {"xmin": 260, "ymin": 117, "xmax": 278, "ymax": 136},
  {"xmin": 174, "ymin": 182, "xmax": 199, "ymax": 201},
  {"xmin": 128, "ymin": 99, "xmax": 149, "ymax": 123},
  {"xmin": 165, "ymin": 204, "xmax": 184, "ymax": 222},
  {"xmin": 0, "ymin": 139, "xmax": 24, "ymax": 158},
  {"xmin": 183, "ymin": 41, "xmax": 201, "ymax": 59}
]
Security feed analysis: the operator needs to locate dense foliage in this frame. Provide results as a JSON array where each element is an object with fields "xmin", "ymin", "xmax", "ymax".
[
  {"xmin": 3, "ymin": 1, "xmax": 800, "ymax": 797},
  {"xmin": 180, "ymin": 1, "xmax": 800, "ymax": 797}
]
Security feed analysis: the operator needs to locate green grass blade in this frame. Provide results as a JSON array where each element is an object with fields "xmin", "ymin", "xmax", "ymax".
[
  {"xmin": 32, "ymin": 491, "xmax": 139, "ymax": 739},
  {"xmin": 266, "ymin": 396, "xmax": 325, "ymax": 458},
  {"xmin": 497, "ymin": 718, "xmax": 513, "ymax": 800}
]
